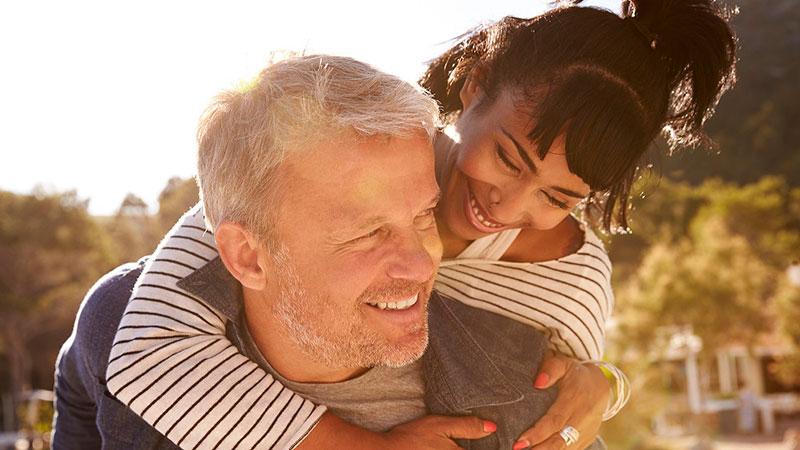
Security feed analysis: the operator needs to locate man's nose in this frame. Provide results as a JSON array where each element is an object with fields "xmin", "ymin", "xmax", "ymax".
[{"xmin": 385, "ymin": 231, "xmax": 439, "ymax": 283}]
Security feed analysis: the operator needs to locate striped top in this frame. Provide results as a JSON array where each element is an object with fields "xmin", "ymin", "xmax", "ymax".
[
  {"xmin": 439, "ymin": 225, "xmax": 613, "ymax": 361},
  {"xmin": 106, "ymin": 204, "xmax": 615, "ymax": 449}
]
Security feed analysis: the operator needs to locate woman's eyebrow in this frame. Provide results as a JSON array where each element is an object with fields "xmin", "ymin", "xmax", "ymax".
[
  {"xmin": 552, "ymin": 186, "xmax": 589, "ymax": 199},
  {"xmin": 500, "ymin": 127, "xmax": 537, "ymax": 173}
]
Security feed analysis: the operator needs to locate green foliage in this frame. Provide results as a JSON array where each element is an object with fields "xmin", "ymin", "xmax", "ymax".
[
  {"xmin": 157, "ymin": 177, "xmax": 199, "ymax": 232},
  {"xmin": 614, "ymin": 176, "xmax": 800, "ymax": 352},
  {"xmin": 0, "ymin": 190, "xmax": 113, "ymax": 316},
  {"xmin": 0, "ymin": 189, "xmax": 115, "ymax": 407},
  {"xmin": 618, "ymin": 218, "xmax": 773, "ymax": 354},
  {"xmin": 604, "ymin": 176, "xmax": 800, "ymax": 445},
  {"xmin": 101, "ymin": 177, "xmax": 200, "ymax": 264}
]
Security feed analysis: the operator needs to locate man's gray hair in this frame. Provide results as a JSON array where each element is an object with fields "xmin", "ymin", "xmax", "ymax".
[{"xmin": 196, "ymin": 54, "xmax": 440, "ymax": 236}]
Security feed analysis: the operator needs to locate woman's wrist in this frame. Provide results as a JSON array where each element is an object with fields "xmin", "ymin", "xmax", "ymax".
[
  {"xmin": 294, "ymin": 412, "xmax": 389, "ymax": 450},
  {"xmin": 583, "ymin": 360, "xmax": 631, "ymax": 421}
]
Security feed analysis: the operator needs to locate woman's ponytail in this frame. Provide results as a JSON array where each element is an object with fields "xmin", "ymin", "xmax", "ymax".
[{"xmin": 624, "ymin": 0, "xmax": 736, "ymax": 148}]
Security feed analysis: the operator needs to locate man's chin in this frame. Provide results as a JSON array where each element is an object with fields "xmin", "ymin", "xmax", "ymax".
[{"xmin": 378, "ymin": 329, "xmax": 429, "ymax": 368}]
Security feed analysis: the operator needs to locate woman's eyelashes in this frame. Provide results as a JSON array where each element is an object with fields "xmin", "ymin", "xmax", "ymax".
[
  {"xmin": 495, "ymin": 143, "xmax": 521, "ymax": 175},
  {"xmin": 494, "ymin": 141, "xmax": 572, "ymax": 210},
  {"xmin": 543, "ymin": 191, "xmax": 569, "ymax": 210}
]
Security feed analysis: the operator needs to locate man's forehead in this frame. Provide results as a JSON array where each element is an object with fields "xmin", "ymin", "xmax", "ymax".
[{"xmin": 277, "ymin": 131, "xmax": 436, "ymax": 223}]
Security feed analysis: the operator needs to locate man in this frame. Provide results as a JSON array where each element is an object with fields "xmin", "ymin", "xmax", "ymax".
[{"xmin": 52, "ymin": 55, "xmax": 557, "ymax": 449}]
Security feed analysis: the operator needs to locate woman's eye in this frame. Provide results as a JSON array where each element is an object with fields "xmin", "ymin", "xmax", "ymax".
[
  {"xmin": 495, "ymin": 144, "xmax": 521, "ymax": 174},
  {"xmin": 544, "ymin": 192, "xmax": 569, "ymax": 210}
]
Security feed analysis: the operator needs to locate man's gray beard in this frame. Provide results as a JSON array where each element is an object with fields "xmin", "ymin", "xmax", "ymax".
[{"xmin": 270, "ymin": 245, "xmax": 430, "ymax": 369}]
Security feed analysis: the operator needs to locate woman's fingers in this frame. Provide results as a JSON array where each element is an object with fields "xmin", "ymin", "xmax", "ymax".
[{"xmin": 534, "ymin": 353, "xmax": 572, "ymax": 389}]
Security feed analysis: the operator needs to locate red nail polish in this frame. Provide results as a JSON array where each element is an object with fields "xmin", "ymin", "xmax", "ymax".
[
  {"xmin": 483, "ymin": 420, "xmax": 497, "ymax": 432},
  {"xmin": 513, "ymin": 439, "xmax": 530, "ymax": 450},
  {"xmin": 533, "ymin": 373, "xmax": 550, "ymax": 388}
]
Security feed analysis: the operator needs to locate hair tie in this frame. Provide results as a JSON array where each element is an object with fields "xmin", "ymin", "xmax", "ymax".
[
  {"xmin": 621, "ymin": 0, "xmax": 657, "ymax": 50},
  {"xmin": 624, "ymin": 16, "xmax": 658, "ymax": 50}
]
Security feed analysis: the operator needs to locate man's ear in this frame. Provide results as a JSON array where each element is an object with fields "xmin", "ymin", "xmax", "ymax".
[
  {"xmin": 215, "ymin": 222, "xmax": 268, "ymax": 291},
  {"xmin": 459, "ymin": 67, "xmax": 487, "ymax": 111}
]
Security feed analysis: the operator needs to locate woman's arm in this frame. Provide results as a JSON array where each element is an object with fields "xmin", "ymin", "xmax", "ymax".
[
  {"xmin": 106, "ymin": 205, "xmax": 326, "ymax": 448},
  {"xmin": 437, "ymin": 226, "xmax": 627, "ymax": 449}
]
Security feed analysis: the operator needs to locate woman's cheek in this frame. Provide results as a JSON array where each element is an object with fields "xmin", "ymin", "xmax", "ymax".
[
  {"xmin": 457, "ymin": 145, "xmax": 496, "ymax": 181},
  {"xmin": 530, "ymin": 208, "xmax": 571, "ymax": 231}
]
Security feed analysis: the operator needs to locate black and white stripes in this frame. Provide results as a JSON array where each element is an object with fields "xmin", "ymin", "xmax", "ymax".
[
  {"xmin": 106, "ymin": 205, "xmax": 616, "ymax": 449},
  {"xmin": 436, "ymin": 230, "xmax": 614, "ymax": 361},
  {"xmin": 106, "ymin": 206, "xmax": 325, "ymax": 450}
]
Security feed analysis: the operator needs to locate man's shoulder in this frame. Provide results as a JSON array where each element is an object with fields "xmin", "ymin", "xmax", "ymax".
[
  {"xmin": 424, "ymin": 292, "xmax": 555, "ymax": 449},
  {"xmin": 428, "ymin": 291, "xmax": 547, "ymax": 366},
  {"xmin": 73, "ymin": 259, "xmax": 146, "ymax": 370}
]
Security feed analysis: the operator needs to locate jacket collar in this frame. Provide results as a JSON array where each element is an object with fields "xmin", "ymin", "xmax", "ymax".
[
  {"xmin": 176, "ymin": 257, "xmax": 243, "ymax": 324},
  {"xmin": 423, "ymin": 294, "xmax": 525, "ymax": 412}
]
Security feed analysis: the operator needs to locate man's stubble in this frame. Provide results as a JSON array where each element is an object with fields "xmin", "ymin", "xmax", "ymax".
[{"xmin": 270, "ymin": 243, "xmax": 432, "ymax": 370}]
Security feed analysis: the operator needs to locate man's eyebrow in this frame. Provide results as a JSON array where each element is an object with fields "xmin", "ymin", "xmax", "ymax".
[
  {"xmin": 333, "ymin": 191, "xmax": 442, "ymax": 242},
  {"xmin": 501, "ymin": 127, "xmax": 537, "ymax": 174}
]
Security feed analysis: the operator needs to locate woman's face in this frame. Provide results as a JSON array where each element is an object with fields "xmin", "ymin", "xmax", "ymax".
[{"xmin": 437, "ymin": 83, "xmax": 591, "ymax": 242}]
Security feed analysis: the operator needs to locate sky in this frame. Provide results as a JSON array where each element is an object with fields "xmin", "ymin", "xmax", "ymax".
[{"xmin": 1, "ymin": 0, "xmax": 619, "ymax": 215}]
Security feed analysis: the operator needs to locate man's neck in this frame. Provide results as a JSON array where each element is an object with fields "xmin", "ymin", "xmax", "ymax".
[{"xmin": 242, "ymin": 290, "xmax": 367, "ymax": 384}]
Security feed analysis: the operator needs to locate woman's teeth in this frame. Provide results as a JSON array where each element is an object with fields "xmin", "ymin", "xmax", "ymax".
[
  {"xmin": 470, "ymin": 195, "xmax": 504, "ymax": 229},
  {"xmin": 367, "ymin": 294, "xmax": 418, "ymax": 311}
]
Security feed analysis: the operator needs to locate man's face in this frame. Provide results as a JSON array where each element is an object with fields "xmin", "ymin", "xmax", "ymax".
[{"xmin": 265, "ymin": 131, "xmax": 442, "ymax": 369}]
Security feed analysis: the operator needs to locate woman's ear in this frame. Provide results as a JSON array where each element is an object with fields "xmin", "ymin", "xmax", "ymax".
[
  {"xmin": 459, "ymin": 68, "xmax": 487, "ymax": 110},
  {"xmin": 215, "ymin": 222, "xmax": 268, "ymax": 291}
]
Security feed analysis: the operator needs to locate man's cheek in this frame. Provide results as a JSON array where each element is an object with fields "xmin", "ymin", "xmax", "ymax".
[{"xmin": 422, "ymin": 233, "xmax": 444, "ymax": 265}]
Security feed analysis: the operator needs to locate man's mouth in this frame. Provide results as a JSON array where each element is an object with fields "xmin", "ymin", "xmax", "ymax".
[
  {"xmin": 466, "ymin": 188, "xmax": 506, "ymax": 232},
  {"xmin": 366, "ymin": 294, "xmax": 419, "ymax": 311}
]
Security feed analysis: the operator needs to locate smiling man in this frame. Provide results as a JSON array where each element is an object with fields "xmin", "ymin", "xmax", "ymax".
[{"xmin": 53, "ymin": 55, "xmax": 558, "ymax": 450}]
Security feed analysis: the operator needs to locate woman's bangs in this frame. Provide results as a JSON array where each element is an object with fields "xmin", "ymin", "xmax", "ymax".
[{"xmin": 526, "ymin": 72, "xmax": 648, "ymax": 192}]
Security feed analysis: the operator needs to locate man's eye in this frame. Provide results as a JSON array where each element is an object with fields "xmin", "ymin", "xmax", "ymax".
[
  {"xmin": 354, "ymin": 228, "xmax": 382, "ymax": 242},
  {"xmin": 415, "ymin": 208, "xmax": 437, "ymax": 228},
  {"xmin": 495, "ymin": 144, "xmax": 521, "ymax": 174}
]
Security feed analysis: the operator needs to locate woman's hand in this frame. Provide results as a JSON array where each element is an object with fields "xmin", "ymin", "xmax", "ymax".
[
  {"xmin": 298, "ymin": 412, "xmax": 496, "ymax": 450},
  {"xmin": 514, "ymin": 353, "xmax": 610, "ymax": 449},
  {"xmin": 384, "ymin": 415, "xmax": 498, "ymax": 449}
]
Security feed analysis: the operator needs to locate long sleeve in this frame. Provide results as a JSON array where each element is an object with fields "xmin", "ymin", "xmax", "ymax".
[{"xmin": 105, "ymin": 205, "xmax": 325, "ymax": 450}]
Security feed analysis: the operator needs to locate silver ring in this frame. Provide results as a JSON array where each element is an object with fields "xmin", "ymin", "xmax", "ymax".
[{"xmin": 559, "ymin": 425, "xmax": 580, "ymax": 446}]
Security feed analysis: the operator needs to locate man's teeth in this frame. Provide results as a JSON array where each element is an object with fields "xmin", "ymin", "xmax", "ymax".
[
  {"xmin": 470, "ymin": 195, "xmax": 503, "ymax": 229},
  {"xmin": 368, "ymin": 295, "xmax": 418, "ymax": 311}
]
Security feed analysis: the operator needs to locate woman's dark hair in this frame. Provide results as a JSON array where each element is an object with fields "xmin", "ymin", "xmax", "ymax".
[{"xmin": 420, "ymin": 0, "xmax": 736, "ymax": 233}]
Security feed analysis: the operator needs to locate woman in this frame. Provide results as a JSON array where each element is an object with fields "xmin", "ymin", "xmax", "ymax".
[{"xmin": 106, "ymin": 0, "xmax": 736, "ymax": 448}]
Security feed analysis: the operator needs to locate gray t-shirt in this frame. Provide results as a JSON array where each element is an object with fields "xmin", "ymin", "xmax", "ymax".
[{"xmin": 237, "ymin": 321, "xmax": 426, "ymax": 431}]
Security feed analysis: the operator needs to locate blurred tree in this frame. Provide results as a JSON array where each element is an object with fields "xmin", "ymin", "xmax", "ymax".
[
  {"xmin": 618, "ymin": 216, "xmax": 773, "ymax": 354},
  {"xmin": 604, "ymin": 177, "xmax": 800, "ymax": 445},
  {"xmin": 156, "ymin": 177, "xmax": 199, "ymax": 233},
  {"xmin": 103, "ymin": 193, "xmax": 157, "ymax": 263},
  {"xmin": 614, "ymin": 177, "xmax": 800, "ymax": 352},
  {"xmin": 0, "ymin": 190, "xmax": 113, "ymax": 416},
  {"xmin": 774, "ymin": 278, "xmax": 800, "ymax": 384}
]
